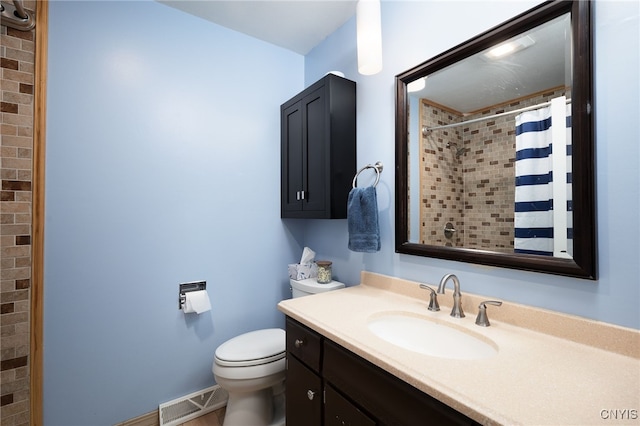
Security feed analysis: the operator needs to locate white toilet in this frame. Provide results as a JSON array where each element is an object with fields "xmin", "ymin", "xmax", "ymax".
[{"xmin": 212, "ymin": 278, "xmax": 345, "ymax": 426}]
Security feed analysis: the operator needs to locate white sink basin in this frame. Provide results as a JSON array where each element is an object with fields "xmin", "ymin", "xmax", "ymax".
[{"xmin": 367, "ymin": 313, "xmax": 498, "ymax": 360}]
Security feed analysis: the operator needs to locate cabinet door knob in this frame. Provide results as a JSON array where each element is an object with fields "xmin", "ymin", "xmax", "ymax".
[
  {"xmin": 294, "ymin": 338, "xmax": 305, "ymax": 348},
  {"xmin": 335, "ymin": 416, "xmax": 350, "ymax": 426},
  {"xmin": 307, "ymin": 390, "xmax": 316, "ymax": 400}
]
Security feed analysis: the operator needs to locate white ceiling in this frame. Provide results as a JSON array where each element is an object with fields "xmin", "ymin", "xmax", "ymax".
[
  {"xmin": 156, "ymin": 1, "xmax": 569, "ymax": 113},
  {"xmin": 157, "ymin": 0, "xmax": 358, "ymax": 55},
  {"xmin": 412, "ymin": 13, "xmax": 570, "ymax": 114}
]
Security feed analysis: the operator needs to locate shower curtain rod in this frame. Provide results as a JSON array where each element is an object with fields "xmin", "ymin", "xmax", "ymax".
[
  {"xmin": 422, "ymin": 98, "xmax": 571, "ymax": 135},
  {"xmin": 1, "ymin": 0, "xmax": 35, "ymax": 31}
]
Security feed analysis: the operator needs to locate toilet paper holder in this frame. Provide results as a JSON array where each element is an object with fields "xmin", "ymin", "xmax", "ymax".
[{"xmin": 179, "ymin": 280, "xmax": 207, "ymax": 310}]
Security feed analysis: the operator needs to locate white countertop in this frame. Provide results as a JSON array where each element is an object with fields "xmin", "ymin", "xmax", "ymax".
[{"xmin": 278, "ymin": 272, "xmax": 640, "ymax": 426}]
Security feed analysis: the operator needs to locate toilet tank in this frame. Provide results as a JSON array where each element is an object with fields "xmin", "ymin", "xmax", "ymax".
[{"xmin": 290, "ymin": 278, "xmax": 345, "ymax": 298}]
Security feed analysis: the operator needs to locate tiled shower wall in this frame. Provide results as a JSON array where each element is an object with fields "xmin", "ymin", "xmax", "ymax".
[
  {"xmin": 1, "ymin": 2, "xmax": 37, "ymax": 424},
  {"xmin": 418, "ymin": 102, "xmax": 464, "ymax": 247},
  {"xmin": 419, "ymin": 88, "xmax": 567, "ymax": 253}
]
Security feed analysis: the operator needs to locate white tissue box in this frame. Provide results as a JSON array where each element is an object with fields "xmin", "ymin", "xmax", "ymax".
[{"xmin": 288, "ymin": 263, "xmax": 318, "ymax": 280}]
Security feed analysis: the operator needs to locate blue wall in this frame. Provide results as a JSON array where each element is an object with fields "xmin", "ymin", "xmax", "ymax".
[
  {"xmin": 303, "ymin": 0, "xmax": 640, "ymax": 330},
  {"xmin": 45, "ymin": 1, "xmax": 305, "ymax": 424},
  {"xmin": 44, "ymin": 0, "xmax": 639, "ymax": 424}
]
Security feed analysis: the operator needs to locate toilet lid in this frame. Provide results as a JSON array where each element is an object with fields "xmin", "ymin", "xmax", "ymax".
[{"xmin": 215, "ymin": 328, "xmax": 285, "ymax": 366}]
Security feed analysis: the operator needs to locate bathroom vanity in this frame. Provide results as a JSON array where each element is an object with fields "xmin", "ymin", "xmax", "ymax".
[
  {"xmin": 278, "ymin": 272, "xmax": 640, "ymax": 425},
  {"xmin": 286, "ymin": 316, "xmax": 478, "ymax": 425}
]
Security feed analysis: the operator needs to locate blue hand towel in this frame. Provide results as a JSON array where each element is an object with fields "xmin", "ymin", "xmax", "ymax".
[{"xmin": 348, "ymin": 186, "xmax": 380, "ymax": 252}]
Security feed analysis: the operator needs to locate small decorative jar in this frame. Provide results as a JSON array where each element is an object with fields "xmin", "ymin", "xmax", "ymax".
[{"xmin": 316, "ymin": 261, "xmax": 332, "ymax": 284}]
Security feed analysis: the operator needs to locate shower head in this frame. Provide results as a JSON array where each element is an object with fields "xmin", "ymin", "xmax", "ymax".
[
  {"xmin": 1, "ymin": 0, "xmax": 35, "ymax": 31},
  {"xmin": 445, "ymin": 142, "xmax": 466, "ymax": 158}
]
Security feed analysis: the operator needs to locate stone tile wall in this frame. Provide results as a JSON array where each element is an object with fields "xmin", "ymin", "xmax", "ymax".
[
  {"xmin": 1, "ymin": 2, "xmax": 36, "ymax": 424},
  {"xmin": 418, "ymin": 88, "xmax": 567, "ymax": 253},
  {"xmin": 419, "ymin": 101, "xmax": 464, "ymax": 247}
]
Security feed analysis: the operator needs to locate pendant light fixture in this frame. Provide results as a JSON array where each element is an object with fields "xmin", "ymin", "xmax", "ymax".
[{"xmin": 356, "ymin": 0, "xmax": 383, "ymax": 75}]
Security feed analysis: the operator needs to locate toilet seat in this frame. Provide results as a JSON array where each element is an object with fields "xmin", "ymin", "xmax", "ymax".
[{"xmin": 215, "ymin": 328, "xmax": 285, "ymax": 367}]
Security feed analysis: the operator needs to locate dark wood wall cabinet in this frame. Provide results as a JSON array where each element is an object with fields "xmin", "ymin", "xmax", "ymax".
[
  {"xmin": 285, "ymin": 317, "xmax": 480, "ymax": 426},
  {"xmin": 281, "ymin": 74, "xmax": 356, "ymax": 219}
]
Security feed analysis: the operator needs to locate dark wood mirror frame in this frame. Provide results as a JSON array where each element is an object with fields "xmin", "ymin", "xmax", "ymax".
[{"xmin": 395, "ymin": 1, "xmax": 596, "ymax": 279}]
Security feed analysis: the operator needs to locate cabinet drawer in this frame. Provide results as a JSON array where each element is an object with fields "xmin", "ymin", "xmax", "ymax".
[
  {"xmin": 286, "ymin": 355, "xmax": 322, "ymax": 426},
  {"xmin": 324, "ymin": 340, "xmax": 479, "ymax": 426},
  {"xmin": 325, "ymin": 384, "xmax": 377, "ymax": 426},
  {"xmin": 286, "ymin": 317, "xmax": 322, "ymax": 372}
]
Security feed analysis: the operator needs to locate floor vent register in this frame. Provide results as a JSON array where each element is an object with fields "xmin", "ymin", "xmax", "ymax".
[{"xmin": 159, "ymin": 385, "xmax": 228, "ymax": 426}]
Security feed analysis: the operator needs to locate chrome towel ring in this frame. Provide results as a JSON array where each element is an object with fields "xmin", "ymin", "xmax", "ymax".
[{"xmin": 352, "ymin": 161, "xmax": 383, "ymax": 188}]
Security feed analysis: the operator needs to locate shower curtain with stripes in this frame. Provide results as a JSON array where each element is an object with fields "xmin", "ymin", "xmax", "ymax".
[{"xmin": 514, "ymin": 97, "xmax": 572, "ymax": 257}]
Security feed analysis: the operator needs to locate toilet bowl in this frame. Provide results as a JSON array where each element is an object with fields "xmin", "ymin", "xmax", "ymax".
[
  {"xmin": 213, "ymin": 329, "xmax": 286, "ymax": 426},
  {"xmin": 213, "ymin": 278, "xmax": 345, "ymax": 426}
]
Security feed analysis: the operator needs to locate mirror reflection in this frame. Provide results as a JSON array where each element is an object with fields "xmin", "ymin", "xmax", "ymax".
[
  {"xmin": 396, "ymin": 1, "xmax": 596, "ymax": 279},
  {"xmin": 408, "ymin": 13, "xmax": 572, "ymax": 258}
]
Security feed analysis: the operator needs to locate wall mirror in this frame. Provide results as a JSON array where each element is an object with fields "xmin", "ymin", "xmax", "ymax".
[{"xmin": 395, "ymin": 1, "xmax": 596, "ymax": 279}]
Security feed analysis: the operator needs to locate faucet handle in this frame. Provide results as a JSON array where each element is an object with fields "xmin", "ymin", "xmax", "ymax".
[
  {"xmin": 419, "ymin": 284, "xmax": 440, "ymax": 312},
  {"xmin": 475, "ymin": 300, "xmax": 502, "ymax": 327}
]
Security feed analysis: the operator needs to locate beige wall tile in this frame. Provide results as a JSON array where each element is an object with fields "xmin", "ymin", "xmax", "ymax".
[{"xmin": 1, "ymin": 12, "xmax": 36, "ymax": 425}]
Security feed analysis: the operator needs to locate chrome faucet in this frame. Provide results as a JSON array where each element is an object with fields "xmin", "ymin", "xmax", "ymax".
[
  {"xmin": 475, "ymin": 300, "xmax": 502, "ymax": 327},
  {"xmin": 437, "ymin": 274, "xmax": 464, "ymax": 318},
  {"xmin": 419, "ymin": 284, "xmax": 440, "ymax": 311}
]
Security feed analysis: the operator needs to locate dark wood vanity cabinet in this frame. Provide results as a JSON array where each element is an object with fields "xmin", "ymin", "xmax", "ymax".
[
  {"xmin": 285, "ymin": 317, "xmax": 480, "ymax": 426},
  {"xmin": 287, "ymin": 355, "xmax": 323, "ymax": 426},
  {"xmin": 280, "ymin": 74, "xmax": 356, "ymax": 219},
  {"xmin": 286, "ymin": 317, "xmax": 324, "ymax": 425},
  {"xmin": 324, "ymin": 383, "xmax": 376, "ymax": 426}
]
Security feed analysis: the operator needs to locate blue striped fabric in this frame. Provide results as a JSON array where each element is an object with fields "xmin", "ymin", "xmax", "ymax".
[
  {"xmin": 513, "ymin": 101, "xmax": 573, "ymax": 257},
  {"xmin": 515, "ymin": 248, "xmax": 553, "ymax": 256},
  {"xmin": 515, "ymin": 146, "xmax": 552, "ymax": 161},
  {"xmin": 566, "ymin": 104, "xmax": 573, "ymax": 256},
  {"xmin": 515, "ymin": 116, "xmax": 552, "ymax": 135},
  {"xmin": 514, "ymin": 200, "xmax": 553, "ymax": 212},
  {"xmin": 514, "ymin": 106, "xmax": 554, "ymax": 256},
  {"xmin": 515, "ymin": 172, "xmax": 552, "ymax": 187}
]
